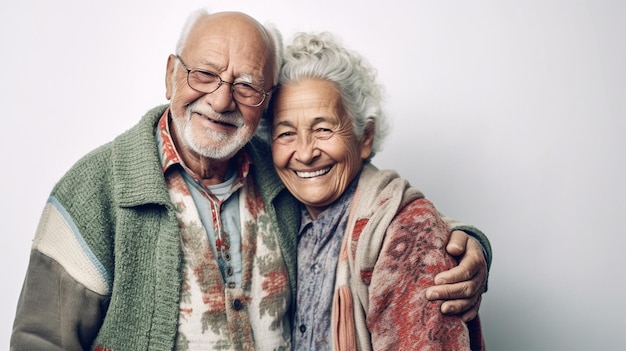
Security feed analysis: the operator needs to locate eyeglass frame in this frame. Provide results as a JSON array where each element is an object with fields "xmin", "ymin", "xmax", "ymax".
[{"xmin": 175, "ymin": 55, "xmax": 273, "ymax": 107}]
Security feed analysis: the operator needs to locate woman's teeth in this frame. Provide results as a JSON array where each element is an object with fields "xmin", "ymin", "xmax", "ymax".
[{"xmin": 296, "ymin": 167, "xmax": 331, "ymax": 178}]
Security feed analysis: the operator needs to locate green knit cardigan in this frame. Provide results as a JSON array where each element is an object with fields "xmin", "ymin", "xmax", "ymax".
[{"xmin": 51, "ymin": 105, "xmax": 300, "ymax": 350}]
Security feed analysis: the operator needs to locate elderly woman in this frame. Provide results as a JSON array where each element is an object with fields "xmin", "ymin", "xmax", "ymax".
[{"xmin": 268, "ymin": 32, "xmax": 488, "ymax": 350}]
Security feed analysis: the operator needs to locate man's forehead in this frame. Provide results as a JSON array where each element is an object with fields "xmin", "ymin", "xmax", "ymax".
[
  {"xmin": 184, "ymin": 14, "xmax": 273, "ymax": 80},
  {"xmin": 191, "ymin": 12, "xmax": 268, "ymax": 47}
]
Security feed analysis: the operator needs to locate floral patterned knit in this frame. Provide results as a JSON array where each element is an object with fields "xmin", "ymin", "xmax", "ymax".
[
  {"xmin": 332, "ymin": 164, "xmax": 483, "ymax": 350},
  {"xmin": 158, "ymin": 111, "xmax": 291, "ymax": 350}
]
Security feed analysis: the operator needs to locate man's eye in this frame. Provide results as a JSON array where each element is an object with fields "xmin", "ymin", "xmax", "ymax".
[
  {"xmin": 235, "ymin": 82, "xmax": 254, "ymax": 90},
  {"xmin": 193, "ymin": 70, "xmax": 219, "ymax": 81}
]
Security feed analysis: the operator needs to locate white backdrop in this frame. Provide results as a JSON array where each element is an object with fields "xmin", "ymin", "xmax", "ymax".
[{"xmin": 1, "ymin": 1, "xmax": 624, "ymax": 350}]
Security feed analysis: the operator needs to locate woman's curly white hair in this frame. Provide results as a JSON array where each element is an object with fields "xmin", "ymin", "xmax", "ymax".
[{"xmin": 264, "ymin": 31, "xmax": 390, "ymax": 160}]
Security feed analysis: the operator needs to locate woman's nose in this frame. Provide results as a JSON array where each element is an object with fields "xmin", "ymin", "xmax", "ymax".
[{"xmin": 294, "ymin": 132, "xmax": 320, "ymax": 163}]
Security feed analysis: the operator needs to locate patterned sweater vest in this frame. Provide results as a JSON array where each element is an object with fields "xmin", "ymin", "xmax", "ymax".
[{"xmin": 167, "ymin": 167, "xmax": 291, "ymax": 350}]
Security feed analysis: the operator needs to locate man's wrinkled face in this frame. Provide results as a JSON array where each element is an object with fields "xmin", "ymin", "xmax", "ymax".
[{"xmin": 165, "ymin": 14, "xmax": 275, "ymax": 160}]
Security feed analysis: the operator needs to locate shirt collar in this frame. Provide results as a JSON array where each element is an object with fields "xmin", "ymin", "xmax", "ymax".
[{"xmin": 298, "ymin": 173, "xmax": 360, "ymax": 235}]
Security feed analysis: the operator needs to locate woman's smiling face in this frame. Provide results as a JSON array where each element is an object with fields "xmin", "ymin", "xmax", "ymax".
[{"xmin": 271, "ymin": 78, "xmax": 373, "ymax": 219}]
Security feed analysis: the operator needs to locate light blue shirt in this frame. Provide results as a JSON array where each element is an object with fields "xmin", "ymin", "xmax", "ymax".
[{"xmin": 182, "ymin": 169, "xmax": 243, "ymax": 288}]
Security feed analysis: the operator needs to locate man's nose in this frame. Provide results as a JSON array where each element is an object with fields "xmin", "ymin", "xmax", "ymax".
[{"xmin": 205, "ymin": 82, "xmax": 237, "ymax": 113}]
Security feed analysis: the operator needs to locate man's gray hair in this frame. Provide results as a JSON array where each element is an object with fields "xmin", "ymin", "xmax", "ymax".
[{"xmin": 174, "ymin": 8, "xmax": 283, "ymax": 87}]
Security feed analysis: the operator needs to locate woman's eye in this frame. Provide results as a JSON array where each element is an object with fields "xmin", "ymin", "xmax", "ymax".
[
  {"xmin": 314, "ymin": 128, "xmax": 334, "ymax": 139},
  {"xmin": 273, "ymin": 131, "xmax": 296, "ymax": 144}
]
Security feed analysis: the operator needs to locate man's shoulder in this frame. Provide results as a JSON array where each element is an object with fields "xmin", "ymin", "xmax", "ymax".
[
  {"xmin": 245, "ymin": 136, "xmax": 273, "ymax": 172},
  {"xmin": 246, "ymin": 135, "xmax": 271, "ymax": 156},
  {"xmin": 244, "ymin": 136, "xmax": 294, "ymax": 203}
]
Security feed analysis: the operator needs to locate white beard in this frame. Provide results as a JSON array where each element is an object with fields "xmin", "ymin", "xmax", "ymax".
[{"xmin": 172, "ymin": 99, "xmax": 256, "ymax": 160}]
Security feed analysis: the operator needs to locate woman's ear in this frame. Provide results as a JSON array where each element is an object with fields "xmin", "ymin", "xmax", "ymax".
[{"xmin": 360, "ymin": 121, "xmax": 375, "ymax": 159}]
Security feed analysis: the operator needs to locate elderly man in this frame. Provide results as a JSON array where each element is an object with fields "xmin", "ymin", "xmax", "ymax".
[{"xmin": 11, "ymin": 9, "xmax": 491, "ymax": 350}]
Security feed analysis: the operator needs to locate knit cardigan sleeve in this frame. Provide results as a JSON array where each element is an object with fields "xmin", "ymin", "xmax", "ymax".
[{"xmin": 11, "ymin": 105, "xmax": 183, "ymax": 351}]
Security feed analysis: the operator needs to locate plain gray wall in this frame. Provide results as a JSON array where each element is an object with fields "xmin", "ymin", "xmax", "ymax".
[{"xmin": 1, "ymin": 1, "xmax": 624, "ymax": 350}]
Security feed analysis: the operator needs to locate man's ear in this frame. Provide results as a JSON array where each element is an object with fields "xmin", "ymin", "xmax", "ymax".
[
  {"xmin": 165, "ymin": 54, "xmax": 176, "ymax": 100},
  {"xmin": 360, "ymin": 121, "xmax": 375, "ymax": 159}
]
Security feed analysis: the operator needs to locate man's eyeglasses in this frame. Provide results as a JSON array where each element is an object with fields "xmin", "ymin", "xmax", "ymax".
[{"xmin": 176, "ymin": 55, "xmax": 272, "ymax": 107}]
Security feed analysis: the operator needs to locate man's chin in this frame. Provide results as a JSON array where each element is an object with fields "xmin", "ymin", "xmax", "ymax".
[
  {"xmin": 186, "ymin": 126, "xmax": 254, "ymax": 160},
  {"xmin": 191, "ymin": 139, "xmax": 248, "ymax": 160}
]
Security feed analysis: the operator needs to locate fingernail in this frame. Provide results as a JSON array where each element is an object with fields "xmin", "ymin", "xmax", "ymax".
[
  {"xmin": 428, "ymin": 291, "xmax": 439, "ymax": 299},
  {"xmin": 443, "ymin": 305, "xmax": 456, "ymax": 314}
]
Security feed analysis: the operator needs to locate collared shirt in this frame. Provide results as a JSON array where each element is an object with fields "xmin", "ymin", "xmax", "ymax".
[
  {"xmin": 155, "ymin": 109, "xmax": 250, "ymax": 288},
  {"xmin": 293, "ymin": 178, "xmax": 359, "ymax": 351},
  {"xmin": 156, "ymin": 109, "xmax": 292, "ymax": 350}
]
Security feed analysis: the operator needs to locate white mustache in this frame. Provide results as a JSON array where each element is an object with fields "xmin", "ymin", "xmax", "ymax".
[{"xmin": 187, "ymin": 101, "xmax": 244, "ymax": 128}]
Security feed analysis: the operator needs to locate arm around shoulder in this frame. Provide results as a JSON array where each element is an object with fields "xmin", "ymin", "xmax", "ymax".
[{"xmin": 440, "ymin": 213, "xmax": 492, "ymax": 271}]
